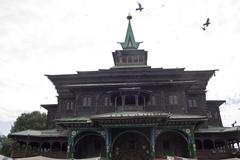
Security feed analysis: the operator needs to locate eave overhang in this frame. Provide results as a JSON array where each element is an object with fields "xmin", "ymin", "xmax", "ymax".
[
  {"xmin": 195, "ymin": 126, "xmax": 240, "ymax": 134},
  {"xmin": 64, "ymin": 80, "xmax": 196, "ymax": 89},
  {"xmin": 41, "ymin": 104, "xmax": 58, "ymax": 110},
  {"xmin": 55, "ymin": 112, "xmax": 207, "ymax": 129},
  {"xmin": 9, "ymin": 129, "xmax": 68, "ymax": 138},
  {"xmin": 206, "ymin": 100, "xmax": 226, "ymax": 107}
]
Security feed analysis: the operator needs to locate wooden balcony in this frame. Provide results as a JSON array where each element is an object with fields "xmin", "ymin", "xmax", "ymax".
[
  {"xmin": 117, "ymin": 105, "xmax": 144, "ymax": 111},
  {"xmin": 11, "ymin": 150, "xmax": 67, "ymax": 159},
  {"xmin": 196, "ymin": 149, "xmax": 240, "ymax": 160}
]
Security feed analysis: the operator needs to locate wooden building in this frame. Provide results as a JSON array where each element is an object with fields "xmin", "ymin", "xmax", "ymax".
[{"xmin": 9, "ymin": 15, "xmax": 240, "ymax": 160}]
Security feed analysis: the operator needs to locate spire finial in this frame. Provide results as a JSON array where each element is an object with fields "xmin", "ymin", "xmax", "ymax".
[
  {"xmin": 127, "ymin": 14, "xmax": 132, "ymax": 20},
  {"xmin": 119, "ymin": 14, "xmax": 142, "ymax": 49}
]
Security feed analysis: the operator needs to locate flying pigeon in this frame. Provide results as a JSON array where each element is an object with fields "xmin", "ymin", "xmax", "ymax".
[
  {"xmin": 231, "ymin": 121, "xmax": 237, "ymax": 127},
  {"xmin": 136, "ymin": 2, "xmax": 144, "ymax": 12},
  {"xmin": 201, "ymin": 18, "xmax": 211, "ymax": 31},
  {"xmin": 203, "ymin": 18, "xmax": 211, "ymax": 27}
]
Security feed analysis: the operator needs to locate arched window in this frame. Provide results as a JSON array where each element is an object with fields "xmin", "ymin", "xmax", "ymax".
[
  {"xmin": 116, "ymin": 96, "xmax": 122, "ymax": 106},
  {"xmin": 83, "ymin": 97, "xmax": 92, "ymax": 107},
  {"xmin": 138, "ymin": 96, "xmax": 144, "ymax": 106},
  {"xmin": 215, "ymin": 139, "xmax": 225, "ymax": 149},
  {"xmin": 127, "ymin": 56, "xmax": 133, "ymax": 63},
  {"xmin": 52, "ymin": 142, "xmax": 61, "ymax": 152},
  {"xmin": 19, "ymin": 141, "xmax": 27, "ymax": 151},
  {"xmin": 188, "ymin": 99, "xmax": 197, "ymax": 108},
  {"xmin": 29, "ymin": 142, "xmax": 39, "ymax": 152},
  {"xmin": 195, "ymin": 139, "xmax": 202, "ymax": 150},
  {"xmin": 62, "ymin": 142, "xmax": 67, "ymax": 152},
  {"xmin": 133, "ymin": 56, "xmax": 138, "ymax": 63},
  {"xmin": 125, "ymin": 95, "xmax": 135, "ymax": 105},
  {"xmin": 155, "ymin": 131, "xmax": 189, "ymax": 158},
  {"xmin": 151, "ymin": 96, "xmax": 156, "ymax": 105},
  {"xmin": 74, "ymin": 133, "xmax": 106, "ymax": 159},
  {"xmin": 169, "ymin": 95, "xmax": 178, "ymax": 105},
  {"xmin": 41, "ymin": 142, "xmax": 50, "ymax": 152},
  {"xmin": 104, "ymin": 97, "xmax": 112, "ymax": 106},
  {"xmin": 139, "ymin": 56, "xmax": 144, "ymax": 63},
  {"xmin": 203, "ymin": 139, "xmax": 214, "ymax": 149},
  {"xmin": 122, "ymin": 57, "xmax": 127, "ymax": 63},
  {"xmin": 66, "ymin": 101, "xmax": 74, "ymax": 110}
]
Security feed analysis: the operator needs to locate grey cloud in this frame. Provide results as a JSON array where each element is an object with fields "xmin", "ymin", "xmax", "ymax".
[
  {"xmin": 226, "ymin": 97, "xmax": 240, "ymax": 106},
  {"xmin": 0, "ymin": 121, "xmax": 13, "ymax": 136}
]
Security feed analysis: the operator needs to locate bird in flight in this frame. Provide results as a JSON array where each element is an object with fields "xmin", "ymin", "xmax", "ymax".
[
  {"xmin": 136, "ymin": 2, "xmax": 144, "ymax": 12},
  {"xmin": 201, "ymin": 18, "xmax": 211, "ymax": 31},
  {"xmin": 203, "ymin": 18, "xmax": 211, "ymax": 27},
  {"xmin": 231, "ymin": 121, "xmax": 237, "ymax": 127}
]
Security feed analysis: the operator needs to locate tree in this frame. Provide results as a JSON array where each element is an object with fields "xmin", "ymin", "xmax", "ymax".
[
  {"xmin": 11, "ymin": 111, "xmax": 47, "ymax": 133},
  {"xmin": 0, "ymin": 135, "xmax": 13, "ymax": 157}
]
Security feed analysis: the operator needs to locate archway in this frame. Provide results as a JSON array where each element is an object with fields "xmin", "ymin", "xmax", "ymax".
[
  {"xmin": 195, "ymin": 139, "xmax": 202, "ymax": 150},
  {"xmin": 203, "ymin": 139, "xmax": 214, "ymax": 149},
  {"xmin": 215, "ymin": 139, "xmax": 225, "ymax": 150},
  {"xmin": 41, "ymin": 142, "xmax": 50, "ymax": 152},
  {"xmin": 112, "ymin": 130, "xmax": 151, "ymax": 160},
  {"xmin": 18, "ymin": 141, "xmax": 27, "ymax": 151},
  {"xmin": 29, "ymin": 142, "xmax": 39, "ymax": 153},
  {"xmin": 155, "ymin": 131, "xmax": 189, "ymax": 158},
  {"xmin": 52, "ymin": 142, "xmax": 61, "ymax": 152},
  {"xmin": 74, "ymin": 133, "xmax": 106, "ymax": 159},
  {"xmin": 62, "ymin": 142, "xmax": 67, "ymax": 152}
]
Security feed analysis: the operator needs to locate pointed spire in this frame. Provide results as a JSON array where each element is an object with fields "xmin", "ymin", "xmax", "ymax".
[{"xmin": 119, "ymin": 14, "xmax": 142, "ymax": 49}]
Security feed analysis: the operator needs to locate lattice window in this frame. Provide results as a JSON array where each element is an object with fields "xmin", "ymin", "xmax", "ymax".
[
  {"xmin": 169, "ymin": 95, "xmax": 178, "ymax": 105},
  {"xmin": 188, "ymin": 99, "xmax": 197, "ymax": 108},
  {"xmin": 83, "ymin": 97, "xmax": 92, "ymax": 107},
  {"xmin": 66, "ymin": 101, "xmax": 74, "ymax": 110},
  {"xmin": 104, "ymin": 97, "xmax": 112, "ymax": 106}
]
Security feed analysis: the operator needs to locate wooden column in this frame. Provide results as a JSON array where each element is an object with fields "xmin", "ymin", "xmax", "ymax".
[
  {"xmin": 114, "ymin": 97, "xmax": 117, "ymax": 112},
  {"xmin": 186, "ymin": 128, "xmax": 197, "ymax": 158},
  {"xmin": 135, "ymin": 95, "xmax": 139, "ymax": 106},
  {"xmin": 67, "ymin": 130, "xmax": 75, "ymax": 159},
  {"xmin": 105, "ymin": 128, "xmax": 112, "ymax": 160},
  {"xmin": 143, "ymin": 97, "xmax": 146, "ymax": 111},
  {"xmin": 150, "ymin": 127, "xmax": 155, "ymax": 159}
]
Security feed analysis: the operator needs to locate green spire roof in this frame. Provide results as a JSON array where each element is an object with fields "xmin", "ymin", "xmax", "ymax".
[{"xmin": 120, "ymin": 15, "xmax": 142, "ymax": 49}]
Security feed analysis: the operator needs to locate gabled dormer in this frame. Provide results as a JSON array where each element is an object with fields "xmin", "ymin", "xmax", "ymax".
[{"xmin": 112, "ymin": 15, "xmax": 149, "ymax": 68}]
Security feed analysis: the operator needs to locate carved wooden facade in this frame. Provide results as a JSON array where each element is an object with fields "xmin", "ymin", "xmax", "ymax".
[{"xmin": 9, "ymin": 15, "xmax": 240, "ymax": 160}]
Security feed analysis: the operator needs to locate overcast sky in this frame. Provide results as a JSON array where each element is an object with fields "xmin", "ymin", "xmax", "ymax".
[{"xmin": 0, "ymin": 0, "xmax": 240, "ymax": 135}]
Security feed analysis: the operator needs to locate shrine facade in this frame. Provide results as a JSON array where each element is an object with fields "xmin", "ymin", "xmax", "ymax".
[{"xmin": 9, "ymin": 15, "xmax": 240, "ymax": 160}]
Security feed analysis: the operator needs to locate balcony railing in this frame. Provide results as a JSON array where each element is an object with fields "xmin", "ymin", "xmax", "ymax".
[
  {"xmin": 12, "ymin": 150, "xmax": 67, "ymax": 159},
  {"xmin": 117, "ymin": 105, "xmax": 144, "ymax": 111},
  {"xmin": 196, "ymin": 149, "xmax": 240, "ymax": 160}
]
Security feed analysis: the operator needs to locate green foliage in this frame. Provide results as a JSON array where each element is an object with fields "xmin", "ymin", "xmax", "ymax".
[
  {"xmin": 0, "ymin": 135, "xmax": 13, "ymax": 157},
  {"xmin": 10, "ymin": 111, "xmax": 47, "ymax": 133}
]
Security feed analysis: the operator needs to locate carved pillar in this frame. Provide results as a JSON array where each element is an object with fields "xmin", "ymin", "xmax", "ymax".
[
  {"xmin": 150, "ymin": 127, "xmax": 156, "ymax": 159},
  {"xmin": 135, "ymin": 95, "xmax": 139, "ymax": 106},
  {"xmin": 105, "ymin": 128, "xmax": 112, "ymax": 160},
  {"xmin": 67, "ymin": 130, "xmax": 76, "ymax": 159},
  {"xmin": 160, "ymin": 91, "xmax": 166, "ymax": 111},
  {"xmin": 143, "ymin": 97, "xmax": 146, "ymax": 110},
  {"xmin": 114, "ymin": 97, "xmax": 117, "ymax": 112},
  {"xmin": 48, "ymin": 142, "xmax": 51, "ymax": 152},
  {"xmin": 24, "ymin": 135, "xmax": 30, "ymax": 157},
  {"xmin": 224, "ymin": 140, "xmax": 229, "ymax": 150},
  {"xmin": 60, "ymin": 142, "xmax": 63, "ymax": 153},
  {"xmin": 185, "ymin": 128, "xmax": 196, "ymax": 158}
]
